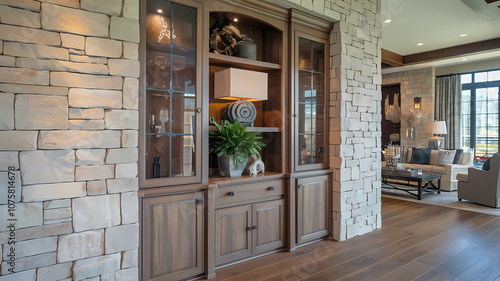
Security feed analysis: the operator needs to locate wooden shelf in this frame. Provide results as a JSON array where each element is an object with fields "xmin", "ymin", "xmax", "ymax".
[
  {"xmin": 209, "ymin": 53, "xmax": 281, "ymax": 71},
  {"xmin": 209, "ymin": 126, "xmax": 280, "ymax": 132}
]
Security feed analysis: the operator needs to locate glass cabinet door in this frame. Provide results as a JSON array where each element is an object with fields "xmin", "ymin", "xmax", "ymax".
[
  {"xmin": 294, "ymin": 34, "xmax": 328, "ymax": 171},
  {"xmin": 142, "ymin": 0, "xmax": 201, "ymax": 186}
]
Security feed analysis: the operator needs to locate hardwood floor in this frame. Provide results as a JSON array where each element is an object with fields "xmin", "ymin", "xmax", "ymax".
[{"xmin": 211, "ymin": 197, "xmax": 500, "ymax": 281}]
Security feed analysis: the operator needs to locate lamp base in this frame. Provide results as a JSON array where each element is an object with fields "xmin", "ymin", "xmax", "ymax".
[
  {"xmin": 223, "ymin": 100, "xmax": 257, "ymax": 126},
  {"xmin": 428, "ymin": 136, "xmax": 444, "ymax": 150}
]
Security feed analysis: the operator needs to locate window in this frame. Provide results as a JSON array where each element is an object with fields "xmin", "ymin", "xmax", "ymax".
[{"xmin": 461, "ymin": 69, "xmax": 500, "ymax": 157}]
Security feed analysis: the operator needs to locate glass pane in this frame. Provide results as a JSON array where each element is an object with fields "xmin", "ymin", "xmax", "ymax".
[
  {"xmin": 488, "ymin": 101, "xmax": 498, "ymax": 114},
  {"xmin": 298, "ymin": 134, "xmax": 324, "ymax": 165},
  {"xmin": 172, "ymin": 47, "xmax": 196, "ymax": 92},
  {"xmin": 461, "ymin": 73, "xmax": 472, "ymax": 84},
  {"xmin": 145, "ymin": 0, "xmax": 197, "ymax": 180},
  {"xmin": 312, "ymin": 41, "xmax": 325, "ymax": 73},
  {"xmin": 488, "ymin": 70, "xmax": 500, "ymax": 82},
  {"xmin": 475, "ymin": 72, "xmax": 488, "ymax": 83},
  {"xmin": 298, "ymin": 38, "xmax": 311, "ymax": 70},
  {"xmin": 147, "ymin": 90, "xmax": 171, "ymax": 134},
  {"xmin": 299, "ymin": 134, "xmax": 312, "ymax": 165},
  {"xmin": 146, "ymin": 0, "xmax": 172, "ymax": 44},
  {"xmin": 171, "ymin": 135, "xmax": 195, "ymax": 177},
  {"xmin": 172, "ymin": 2, "xmax": 197, "ymax": 49},
  {"xmin": 461, "ymin": 102, "xmax": 470, "ymax": 114},
  {"xmin": 298, "ymin": 71, "xmax": 312, "ymax": 103},
  {"xmin": 145, "ymin": 134, "xmax": 170, "ymax": 178},
  {"xmin": 298, "ymin": 102, "xmax": 305, "ymax": 134},
  {"xmin": 476, "ymin": 88, "xmax": 487, "ymax": 101},
  {"xmin": 462, "ymin": 89, "xmax": 471, "ymax": 101},
  {"xmin": 171, "ymin": 93, "xmax": 195, "ymax": 134},
  {"xmin": 146, "ymin": 48, "xmax": 171, "ymax": 89},
  {"xmin": 313, "ymin": 74, "xmax": 325, "ymax": 106},
  {"xmin": 488, "ymin": 87, "xmax": 499, "ymax": 100}
]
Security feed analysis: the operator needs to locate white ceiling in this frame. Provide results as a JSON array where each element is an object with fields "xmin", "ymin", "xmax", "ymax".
[{"xmin": 381, "ymin": 0, "xmax": 500, "ymax": 70}]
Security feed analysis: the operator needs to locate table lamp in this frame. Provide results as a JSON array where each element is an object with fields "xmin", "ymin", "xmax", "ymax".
[
  {"xmin": 214, "ymin": 68, "xmax": 268, "ymax": 126},
  {"xmin": 425, "ymin": 120, "xmax": 447, "ymax": 149}
]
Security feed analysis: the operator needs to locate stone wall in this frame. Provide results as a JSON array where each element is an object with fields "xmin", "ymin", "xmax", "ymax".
[
  {"xmin": 382, "ymin": 67, "xmax": 435, "ymax": 149},
  {"xmin": 272, "ymin": 0, "xmax": 382, "ymax": 241},
  {"xmin": 0, "ymin": 0, "xmax": 139, "ymax": 280}
]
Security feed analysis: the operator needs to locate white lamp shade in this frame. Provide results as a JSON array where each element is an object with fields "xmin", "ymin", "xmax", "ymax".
[
  {"xmin": 214, "ymin": 68, "xmax": 268, "ymax": 101},
  {"xmin": 425, "ymin": 120, "xmax": 447, "ymax": 135}
]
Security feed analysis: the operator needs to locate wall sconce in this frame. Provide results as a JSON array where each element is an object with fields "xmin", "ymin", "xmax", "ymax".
[
  {"xmin": 214, "ymin": 68, "xmax": 268, "ymax": 126},
  {"xmin": 414, "ymin": 97, "xmax": 421, "ymax": 110}
]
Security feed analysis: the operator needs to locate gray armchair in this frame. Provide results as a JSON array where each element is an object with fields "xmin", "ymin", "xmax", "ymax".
[{"xmin": 458, "ymin": 154, "xmax": 500, "ymax": 208}]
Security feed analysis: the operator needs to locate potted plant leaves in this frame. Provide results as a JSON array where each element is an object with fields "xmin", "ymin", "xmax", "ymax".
[{"xmin": 209, "ymin": 120, "xmax": 265, "ymax": 177}]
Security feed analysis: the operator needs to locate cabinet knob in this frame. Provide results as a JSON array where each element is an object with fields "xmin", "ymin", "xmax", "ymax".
[
  {"xmin": 247, "ymin": 227, "xmax": 252, "ymax": 231},
  {"xmin": 298, "ymin": 184, "xmax": 302, "ymax": 189},
  {"xmin": 269, "ymin": 186, "xmax": 275, "ymax": 191},
  {"xmin": 196, "ymin": 108, "xmax": 202, "ymax": 113},
  {"xmin": 252, "ymin": 225, "xmax": 257, "ymax": 230},
  {"xmin": 293, "ymin": 113, "xmax": 298, "ymax": 118},
  {"xmin": 229, "ymin": 191, "xmax": 235, "ymax": 197},
  {"xmin": 197, "ymin": 199, "xmax": 203, "ymax": 205}
]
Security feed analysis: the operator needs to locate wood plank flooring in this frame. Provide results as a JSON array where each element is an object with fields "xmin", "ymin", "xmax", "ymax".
[{"xmin": 210, "ymin": 197, "xmax": 500, "ymax": 281}]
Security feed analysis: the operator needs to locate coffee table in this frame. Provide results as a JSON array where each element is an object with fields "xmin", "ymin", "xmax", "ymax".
[{"xmin": 381, "ymin": 170, "xmax": 442, "ymax": 200}]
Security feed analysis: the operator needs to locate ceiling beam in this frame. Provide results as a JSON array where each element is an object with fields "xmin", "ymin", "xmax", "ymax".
[
  {"xmin": 381, "ymin": 48, "xmax": 403, "ymax": 67},
  {"xmin": 403, "ymin": 37, "xmax": 500, "ymax": 65}
]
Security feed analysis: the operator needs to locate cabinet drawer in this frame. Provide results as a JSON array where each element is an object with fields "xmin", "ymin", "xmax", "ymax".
[{"xmin": 215, "ymin": 180, "xmax": 283, "ymax": 206}]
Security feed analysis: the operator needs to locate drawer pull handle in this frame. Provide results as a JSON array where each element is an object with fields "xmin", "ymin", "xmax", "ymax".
[
  {"xmin": 269, "ymin": 186, "xmax": 275, "ymax": 191},
  {"xmin": 197, "ymin": 199, "xmax": 203, "ymax": 205},
  {"xmin": 252, "ymin": 225, "xmax": 258, "ymax": 230},
  {"xmin": 247, "ymin": 227, "xmax": 252, "ymax": 231},
  {"xmin": 229, "ymin": 191, "xmax": 235, "ymax": 197}
]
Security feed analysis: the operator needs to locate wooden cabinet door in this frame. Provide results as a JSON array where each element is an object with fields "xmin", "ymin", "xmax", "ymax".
[
  {"xmin": 142, "ymin": 192, "xmax": 204, "ymax": 281},
  {"xmin": 296, "ymin": 175, "xmax": 329, "ymax": 244},
  {"xmin": 252, "ymin": 200, "xmax": 285, "ymax": 254},
  {"xmin": 215, "ymin": 205, "xmax": 252, "ymax": 265}
]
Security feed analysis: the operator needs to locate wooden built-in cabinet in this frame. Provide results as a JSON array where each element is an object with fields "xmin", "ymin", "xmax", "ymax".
[
  {"xmin": 139, "ymin": 1, "xmax": 334, "ymax": 280},
  {"xmin": 215, "ymin": 199, "xmax": 284, "ymax": 265},
  {"xmin": 213, "ymin": 176, "xmax": 285, "ymax": 266},
  {"xmin": 296, "ymin": 175, "xmax": 329, "ymax": 244},
  {"xmin": 141, "ymin": 192, "xmax": 204, "ymax": 281}
]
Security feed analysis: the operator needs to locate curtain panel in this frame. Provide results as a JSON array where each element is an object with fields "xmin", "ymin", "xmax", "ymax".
[{"xmin": 435, "ymin": 74, "xmax": 462, "ymax": 149}]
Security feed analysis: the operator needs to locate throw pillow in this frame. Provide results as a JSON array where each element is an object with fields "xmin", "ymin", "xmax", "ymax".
[
  {"xmin": 437, "ymin": 150, "xmax": 456, "ymax": 165},
  {"xmin": 452, "ymin": 149, "xmax": 463, "ymax": 164},
  {"xmin": 483, "ymin": 158, "xmax": 491, "ymax": 171},
  {"xmin": 410, "ymin": 147, "xmax": 432, "ymax": 164}
]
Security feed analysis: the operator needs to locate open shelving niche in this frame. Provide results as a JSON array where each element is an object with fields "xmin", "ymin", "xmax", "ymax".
[{"xmin": 208, "ymin": 11, "xmax": 284, "ymax": 178}]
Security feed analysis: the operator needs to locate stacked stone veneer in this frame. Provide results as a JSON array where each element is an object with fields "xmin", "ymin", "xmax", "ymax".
[
  {"xmin": 273, "ymin": 0, "xmax": 382, "ymax": 240},
  {"xmin": 382, "ymin": 67, "xmax": 435, "ymax": 148},
  {"xmin": 0, "ymin": 0, "xmax": 139, "ymax": 280}
]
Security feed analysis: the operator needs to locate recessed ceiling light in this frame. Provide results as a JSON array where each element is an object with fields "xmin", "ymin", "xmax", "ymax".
[
  {"xmin": 462, "ymin": 58, "xmax": 468, "ymax": 61},
  {"xmin": 384, "ymin": 19, "xmax": 392, "ymax": 23},
  {"xmin": 460, "ymin": 33, "xmax": 468, "ymax": 37},
  {"xmin": 233, "ymin": 18, "xmax": 238, "ymax": 22},
  {"xmin": 157, "ymin": 9, "xmax": 163, "ymax": 13},
  {"xmin": 417, "ymin": 43, "xmax": 424, "ymax": 46}
]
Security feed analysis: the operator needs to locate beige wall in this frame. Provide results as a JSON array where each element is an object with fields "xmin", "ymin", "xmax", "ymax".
[{"xmin": 436, "ymin": 58, "xmax": 500, "ymax": 76}]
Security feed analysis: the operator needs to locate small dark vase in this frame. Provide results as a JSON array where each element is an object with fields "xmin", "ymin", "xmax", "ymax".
[{"xmin": 236, "ymin": 37, "xmax": 256, "ymax": 60}]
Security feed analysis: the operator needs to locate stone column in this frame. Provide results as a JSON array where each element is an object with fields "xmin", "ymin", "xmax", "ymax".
[{"xmin": 272, "ymin": 0, "xmax": 383, "ymax": 241}]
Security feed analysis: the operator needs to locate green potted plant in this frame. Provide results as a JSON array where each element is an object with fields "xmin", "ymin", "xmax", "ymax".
[{"xmin": 209, "ymin": 120, "xmax": 265, "ymax": 177}]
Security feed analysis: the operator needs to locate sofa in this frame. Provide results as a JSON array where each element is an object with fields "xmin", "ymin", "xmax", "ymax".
[
  {"xmin": 457, "ymin": 153, "xmax": 500, "ymax": 208},
  {"xmin": 383, "ymin": 148, "xmax": 474, "ymax": 191}
]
